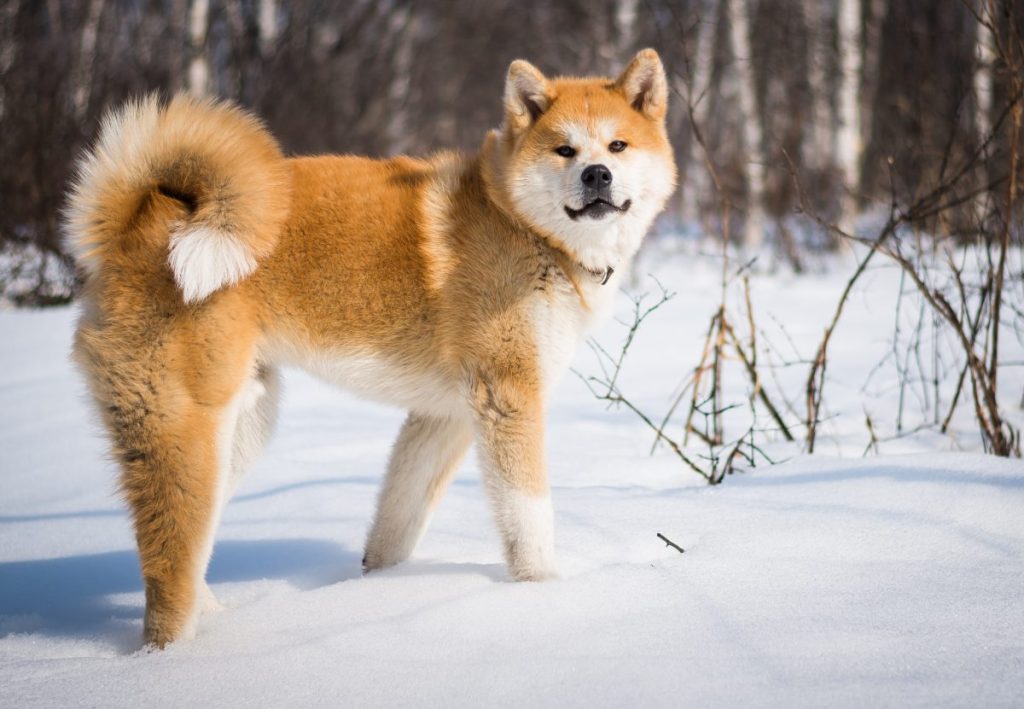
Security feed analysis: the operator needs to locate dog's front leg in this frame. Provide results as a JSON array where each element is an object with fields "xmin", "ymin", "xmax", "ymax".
[
  {"xmin": 471, "ymin": 371, "xmax": 558, "ymax": 581},
  {"xmin": 364, "ymin": 412, "xmax": 475, "ymax": 571}
]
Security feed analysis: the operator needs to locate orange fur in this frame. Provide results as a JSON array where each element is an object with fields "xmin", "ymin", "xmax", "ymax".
[{"xmin": 66, "ymin": 50, "xmax": 676, "ymax": 646}]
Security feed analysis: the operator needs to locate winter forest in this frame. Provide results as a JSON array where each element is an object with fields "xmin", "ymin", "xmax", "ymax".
[
  {"xmin": 7, "ymin": 0, "xmax": 1022, "ymax": 454},
  {"xmin": 1, "ymin": 1, "xmax": 1020, "ymax": 291},
  {"xmin": 2, "ymin": 2, "xmax": 1024, "ymax": 705}
]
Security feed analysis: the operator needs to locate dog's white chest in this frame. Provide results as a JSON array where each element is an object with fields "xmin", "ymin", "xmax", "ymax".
[{"xmin": 531, "ymin": 280, "xmax": 617, "ymax": 392}]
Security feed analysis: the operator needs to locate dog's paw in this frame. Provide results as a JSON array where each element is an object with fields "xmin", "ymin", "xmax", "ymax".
[
  {"xmin": 500, "ymin": 492, "xmax": 558, "ymax": 582},
  {"xmin": 363, "ymin": 529, "xmax": 419, "ymax": 574},
  {"xmin": 361, "ymin": 551, "xmax": 400, "ymax": 575},
  {"xmin": 509, "ymin": 563, "xmax": 560, "ymax": 582},
  {"xmin": 506, "ymin": 543, "xmax": 560, "ymax": 582},
  {"xmin": 143, "ymin": 608, "xmax": 194, "ymax": 649}
]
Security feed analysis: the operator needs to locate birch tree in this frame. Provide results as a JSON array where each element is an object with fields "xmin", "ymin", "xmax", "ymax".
[
  {"xmin": 679, "ymin": 0, "xmax": 719, "ymax": 227},
  {"xmin": 860, "ymin": 0, "xmax": 886, "ymax": 144},
  {"xmin": 836, "ymin": 0, "xmax": 862, "ymax": 238},
  {"xmin": 973, "ymin": 1, "xmax": 995, "ymax": 223},
  {"xmin": 385, "ymin": 5, "xmax": 418, "ymax": 156},
  {"xmin": 614, "ymin": 0, "xmax": 639, "ymax": 60},
  {"xmin": 71, "ymin": 0, "xmax": 105, "ymax": 120},
  {"xmin": 726, "ymin": 0, "xmax": 766, "ymax": 249},
  {"xmin": 973, "ymin": 6, "xmax": 994, "ymax": 141},
  {"xmin": 802, "ymin": 0, "xmax": 833, "ymax": 171},
  {"xmin": 259, "ymin": 0, "xmax": 278, "ymax": 57},
  {"xmin": 0, "ymin": 0, "xmax": 21, "ymax": 121},
  {"xmin": 188, "ymin": 0, "xmax": 210, "ymax": 97}
]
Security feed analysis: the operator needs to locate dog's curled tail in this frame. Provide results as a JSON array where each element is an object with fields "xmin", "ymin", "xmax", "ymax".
[{"xmin": 64, "ymin": 93, "xmax": 290, "ymax": 304}]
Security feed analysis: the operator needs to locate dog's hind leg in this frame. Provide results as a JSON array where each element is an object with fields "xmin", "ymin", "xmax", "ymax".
[
  {"xmin": 363, "ymin": 413, "xmax": 474, "ymax": 572},
  {"xmin": 195, "ymin": 362, "xmax": 280, "ymax": 614},
  {"xmin": 75, "ymin": 321, "xmax": 257, "ymax": 647}
]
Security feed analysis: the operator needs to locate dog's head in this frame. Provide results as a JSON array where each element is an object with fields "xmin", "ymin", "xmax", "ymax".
[{"xmin": 485, "ymin": 49, "xmax": 677, "ymax": 272}]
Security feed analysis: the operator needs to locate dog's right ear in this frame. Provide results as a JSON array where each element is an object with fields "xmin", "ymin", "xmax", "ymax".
[{"xmin": 504, "ymin": 60, "xmax": 552, "ymax": 133}]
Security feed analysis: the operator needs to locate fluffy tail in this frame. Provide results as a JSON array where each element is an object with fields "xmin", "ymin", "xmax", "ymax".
[{"xmin": 64, "ymin": 94, "xmax": 290, "ymax": 303}]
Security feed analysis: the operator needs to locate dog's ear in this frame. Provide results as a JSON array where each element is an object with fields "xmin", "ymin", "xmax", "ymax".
[
  {"xmin": 504, "ymin": 59, "xmax": 552, "ymax": 132},
  {"xmin": 615, "ymin": 48, "xmax": 668, "ymax": 122}
]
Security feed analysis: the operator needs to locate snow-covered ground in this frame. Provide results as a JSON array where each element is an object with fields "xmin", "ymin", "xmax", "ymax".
[{"xmin": 2, "ymin": 249, "xmax": 1023, "ymax": 707}]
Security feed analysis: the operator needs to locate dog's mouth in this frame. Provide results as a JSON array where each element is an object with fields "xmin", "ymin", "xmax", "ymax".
[{"xmin": 564, "ymin": 198, "xmax": 632, "ymax": 221}]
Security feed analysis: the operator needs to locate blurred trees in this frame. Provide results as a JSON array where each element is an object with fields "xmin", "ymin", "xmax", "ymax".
[{"xmin": 0, "ymin": 0, "xmax": 1020, "ymax": 303}]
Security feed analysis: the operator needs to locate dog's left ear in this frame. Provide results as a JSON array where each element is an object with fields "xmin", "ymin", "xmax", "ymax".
[
  {"xmin": 504, "ymin": 59, "xmax": 552, "ymax": 133},
  {"xmin": 615, "ymin": 48, "xmax": 668, "ymax": 122}
]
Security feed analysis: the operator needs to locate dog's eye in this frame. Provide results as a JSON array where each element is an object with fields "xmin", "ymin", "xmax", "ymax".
[
  {"xmin": 609, "ymin": 140, "xmax": 627, "ymax": 153},
  {"xmin": 554, "ymin": 145, "xmax": 577, "ymax": 158}
]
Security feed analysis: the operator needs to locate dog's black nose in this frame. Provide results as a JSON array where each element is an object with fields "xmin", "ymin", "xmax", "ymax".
[{"xmin": 581, "ymin": 164, "xmax": 613, "ymax": 188}]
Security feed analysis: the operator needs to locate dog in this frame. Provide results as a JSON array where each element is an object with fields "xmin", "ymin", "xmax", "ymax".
[{"xmin": 65, "ymin": 49, "xmax": 676, "ymax": 647}]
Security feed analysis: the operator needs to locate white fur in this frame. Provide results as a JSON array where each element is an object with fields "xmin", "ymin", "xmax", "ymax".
[
  {"xmin": 532, "ymin": 294, "xmax": 585, "ymax": 392},
  {"xmin": 364, "ymin": 414, "xmax": 475, "ymax": 569},
  {"xmin": 168, "ymin": 227, "xmax": 258, "ymax": 304},
  {"xmin": 265, "ymin": 340, "xmax": 466, "ymax": 419},
  {"xmin": 562, "ymin": 119, "xmax": 621, "ymax": 164},
  {"xmin": 508, "ymin": 118, "xmax": 675, "ymax": 273},
  {"xmin": 228, "ymin": 366, "xmax": 280, "ymax": 495},
  {"xmin": 485, "ymin": 483, "xmax": 558, "ymax": 581},
  {"xmin": 531, "ymin": 280, "xmax": 617, "ymax": 392},
  {"xmin": 64, "ymin": 96, "xmax": 162, "ymax": 275}
]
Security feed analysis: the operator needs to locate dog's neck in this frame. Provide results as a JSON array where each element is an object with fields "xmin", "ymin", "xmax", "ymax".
[{"xmin": 478, "ymin": 131, "xmax": 619, "ymax": 287}]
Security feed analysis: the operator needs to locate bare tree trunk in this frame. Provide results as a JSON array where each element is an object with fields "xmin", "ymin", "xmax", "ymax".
[
  {"xmin": 0, "ymin": 0, "xmax": 21, "ymax": 122},
  {"xmin": 223, "ymin": 0, "xmax": 246, "ymax": 100},
  {"xmin": 802, "ymin": 0, "xmax": 833, "ymax": 171},
  {"xmin": 385, "ymin": 6, "xmax": 418, "ymax": 156},
  {"xmin": 974, "ymin": 6, "xmax": 994, "ymax": 142},
  {"xmin": 680, "ymin": 0, "xmax": 719, "ymax": 228},
  {"xmin": 861, "ymin": 0, "xmax": 886, "ymax": 141},
  {"xmin": 188, "ymin": 0, "xmax": 210, "ymax": 97},
  {"xmin": 166, "ymin": 0, "xmax": 188, "ymax": 93},
  {"xmin": 45, "ymin": 0, "xmax": 60, "ymax": 35},
  {"xmin": 973, "ymin": 1, "xmax": 995, "ymax": 223},
  {"xmin": 258, "ymin": 0, "xmax": 278, "ymax": 57},
  {"xmin": 71, "ymin": 0, "xmax": 105, "ymax": 120},
  {"xmin": 726, "ymin": 0, "xmax": 766, "ymax": 250},
  {"xmin": 836, "ymin": 0, "xmax": 863, "ymax": 238},
  {"xmin": 614, "ymin": 0, "xmax": 639, "ymax": 61}
]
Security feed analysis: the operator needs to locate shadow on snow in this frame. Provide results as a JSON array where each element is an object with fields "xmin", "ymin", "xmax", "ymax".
[{"xmin": 0, "ymin": 537, "xmax": 360, "ymax": 650}]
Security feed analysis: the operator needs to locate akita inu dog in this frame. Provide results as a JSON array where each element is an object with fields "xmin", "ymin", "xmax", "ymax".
[{"xmin": 65, "ymin": 49, "xmax": 676, "ymax": 647}]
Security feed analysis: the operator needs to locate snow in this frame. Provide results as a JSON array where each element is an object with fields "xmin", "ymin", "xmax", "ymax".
[
  {"xmin": 2, "ymin": 249, "xmax": 1023, "ymax": 707},
  {"xmin": 0, "ymin": 240, "xmax": 76, "ymax": 306}
]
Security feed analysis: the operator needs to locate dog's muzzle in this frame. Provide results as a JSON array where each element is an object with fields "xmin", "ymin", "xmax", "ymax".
[
  {"xmin": 564, "ymin": 198, "xmax": 632, "ymax": 221},
  {"xmin": 566, "ymin": 163, "xmax": 631, "ymax": 220}
]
